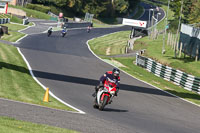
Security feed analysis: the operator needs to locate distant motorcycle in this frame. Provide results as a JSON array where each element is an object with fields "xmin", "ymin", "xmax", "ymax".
[
  {"xmin": 61, "ymin": 30, "xmax": 67, "ymax": 37},
  {"xmin": 87, "ymin": 26, "xmax": 91, "ymax": 33},
  {"xmin": 47, "ymin": 29, "xmax": 52, "ymax": 37},
  {"xmin": 93, "ymin": 80, "xmax": 117, "ymax": 111}
]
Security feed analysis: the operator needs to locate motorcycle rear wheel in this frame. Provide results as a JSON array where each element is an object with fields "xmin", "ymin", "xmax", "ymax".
[{"xmin": 99, "ymin": 95, "xmax": 108, "ymax": 111}]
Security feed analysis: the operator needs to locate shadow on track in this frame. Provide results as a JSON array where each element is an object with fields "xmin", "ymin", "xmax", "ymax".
[
  {"xmin": 0, "ymin": 62, "xmax": 175, "ymax": 97},
  {"xmin": 32, "ymin": 70, "xmax": 173, "ymax": 97},
  {"xmin": 103, "ymin": 108, "xmax": 128, "ymax": 112},
  {"xmin": 4, "ymin": 62, "xmax": 197, "ymax": 99}
]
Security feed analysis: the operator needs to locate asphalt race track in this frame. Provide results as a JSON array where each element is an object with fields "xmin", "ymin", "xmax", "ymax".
[{"xmin": 4, "ymin": 3, "xmax": 200, "ymax": 133}]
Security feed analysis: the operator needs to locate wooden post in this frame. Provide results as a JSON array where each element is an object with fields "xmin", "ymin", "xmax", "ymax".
[
  {"xmin": 169, "ymin": 33, "xmax": 172, "ymax": 46},
  {"xmin": 170, "ymin": 34, "xmax": 172, "ymax": 48},
  {"xmin": 174, "ymin": 37, "xmax": 177, "ymax": 51},
  {"xmin": 172, "ymin": 35, "xmax": 175, "ymax": 49},
  {"xmin": 195, "ymin": 44, "xmax": 199, "ymax": 61},
  {"xmin": 167, "ymin": 32, "xmax": 170, "ymax": 45},
  {"xmin": 171, "ymin": 33, "xmax": 174, "ymax": 47},
  {"xmin": 179, "ymin": 42, "xmax": 183, "ymax": 58},
  {"xmin": 153, "ymin": 29, "xmax": 156, "ymax": 40},
  {"xmin": 176, "ymin": 41, "xmax": 179, "ymax": 55},
  {"xmin": 171, "ymin": 34, "xmax": 174, "ymax": 49}
]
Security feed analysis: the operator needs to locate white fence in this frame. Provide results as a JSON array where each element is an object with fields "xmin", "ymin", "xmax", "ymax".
[{"xmin": 136, "ymin": 53, "xmax": 200, "ymax": 94}]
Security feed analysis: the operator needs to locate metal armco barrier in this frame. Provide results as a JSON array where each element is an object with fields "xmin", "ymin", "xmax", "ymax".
[
  {"xmin": 136, "ymin": 53, "xmax": 200, "ymax": 94},
  {"xmin": 0, "ymin": 18, "xmax": 10, "ymax": 24}
]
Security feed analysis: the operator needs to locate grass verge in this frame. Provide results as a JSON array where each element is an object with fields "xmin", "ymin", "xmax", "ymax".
[
  {"xmin": 0, "ymin": 23, "xmax": 75, "ymax": 112},
  {"xmin": 8, "ymin": 5, "xmax": 51, "ymax": 20},
  {"xmin": 89, "ymin": 31, "xmax": 130, "ymax": 55},
  {"xmin": 135, "ymin": 35, "xmax": 200, "ymax": 77},
  {"xmin": 0, "ymin": 23, "xmax": 26, "ymax": 42},
  {"xmin": 0, "ymin": 116, "xmax": 79, "ymax": 133}
]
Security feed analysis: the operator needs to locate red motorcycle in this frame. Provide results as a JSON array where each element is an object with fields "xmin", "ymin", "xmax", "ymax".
[{"xmin": 93, "ymin": 80, "xmax": 117, "ymax": 111}]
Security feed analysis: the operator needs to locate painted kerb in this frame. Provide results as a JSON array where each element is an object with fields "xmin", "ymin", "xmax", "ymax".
[{"xmin": 136, "ymin": 53, "xmax": 200, "ymax": 94}]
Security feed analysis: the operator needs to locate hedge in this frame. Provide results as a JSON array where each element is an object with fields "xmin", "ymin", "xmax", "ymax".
[{"xmin": 26, "ymin": 3, "xmax": 50, "ymax": 14}]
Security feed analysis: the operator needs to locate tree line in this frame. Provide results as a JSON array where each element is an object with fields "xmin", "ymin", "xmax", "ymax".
[
  {"xmin": 170, "ymin": 0, "xmax": 200, "ymax": 30},
  {"xmin": 31, "ymin": 0, "xmax": 140, "ymax": 17}
]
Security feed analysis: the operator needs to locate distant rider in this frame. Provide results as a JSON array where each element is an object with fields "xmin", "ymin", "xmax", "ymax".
[
  {"xmin": 93, "ymin": 68, "xmax": 120, "ymax": 97},
  {"xmin": 87, "ymin": 23, "xmax": 93, "ymax": 33},
  {"xmin": 62, "ymin": 27, "xmax": 67, "ymax": 33},
  {"xmin": 48, "ymin": 26, "xmax": 53, "ymax": 31},
  {"xmin": 47, "ymin": 26, "xmax": 53, "ymax": 36},
  {"xmin": 87, "ymin": 25, "xmax": 91, "ymax": 33}
]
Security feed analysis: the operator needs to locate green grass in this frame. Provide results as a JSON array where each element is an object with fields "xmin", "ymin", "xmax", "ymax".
[
  {"xmin": 135, "ymin": 35, "xmax": 200, "ymax": 77},
  {"xmin": 0, "ymin": 23, "xmax": 26, "ymax": 42},
  {"xmin": 1, "ymin": 31, "xmax": 25, "ymax": 42},
  {"xmin": 10, "ymin": 15, "xmax": 23, "ymax": 24},
  {"xmin": 89, "ymin": 31, "xmax": 130, "ymax": 55},
  {"xmin": 0, "ymin": 14, "xmax": 10, "ymax": 18},
  {"xmin": 92, "ymin": 18, "xmax": 122, "ymax": 28},
  {"xmin": 0, "ymin": 116, "xmax": 79, "ymax": 133},
  {"xmin": 92, "ymin": 19, "xmax": 117, "ymax": 28},
  {"xmin": 9, "ymin": 5, "xmax": 51, "ymax": 20},
  {"xmin": 1, "ymin": 23, "xmax": 26, "ymax": 31},
  {"xmin": 0, "ymin": 23, "xmax": 75, "ymax": 112},
  {"xmin": 0, "ymin": 14, "xmax": 23, "ymax": 24},
  {"xmin": 28, "ymin": 22, "xmax": 34, "ymax": 26}
]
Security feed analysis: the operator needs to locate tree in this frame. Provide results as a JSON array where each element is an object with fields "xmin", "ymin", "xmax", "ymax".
[
  {"xmin": 30, "ymin": 0, "xmax": 141, "ymax": 18},
  {"xmin": 114, "ymin": 0, "xmax": 129, "ymax": 15},
  {"xmin": 188, "ymin": 0, "xmax": 200, "ymax": 25}
]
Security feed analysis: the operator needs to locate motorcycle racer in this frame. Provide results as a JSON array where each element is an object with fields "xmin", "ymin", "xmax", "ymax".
[
  {"xmin": 47, "ymin": 26, "xmax": 53, "ymax": 37},
  {"xmin": 93, "ymin": 68, "xmax": 120, "ymax": 97}
]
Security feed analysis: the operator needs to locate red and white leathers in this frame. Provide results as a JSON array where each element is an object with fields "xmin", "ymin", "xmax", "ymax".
[{"xmin": 99, "ymin": 71, "xmax": 120, "ymax": 94}]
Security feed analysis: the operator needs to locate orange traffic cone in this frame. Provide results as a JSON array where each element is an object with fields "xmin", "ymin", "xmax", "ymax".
[{"xmin": 43, "ymin": 88, "xmax": 49, "ymax": 102}]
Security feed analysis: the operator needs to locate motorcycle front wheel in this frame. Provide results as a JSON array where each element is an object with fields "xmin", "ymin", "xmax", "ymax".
[{"xmin": 99, "ymin": 95, "xmax": 108, "ymax": 111}]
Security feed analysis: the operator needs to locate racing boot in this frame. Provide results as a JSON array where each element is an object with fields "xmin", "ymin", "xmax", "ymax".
[{"xmin": 92, "ymin": 86, "xmax": 99, "ymax": 97}]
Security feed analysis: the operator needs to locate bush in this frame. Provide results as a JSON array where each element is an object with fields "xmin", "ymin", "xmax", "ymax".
[
  {"xmin": 10, "ymin": 15, "xmax": 23, "ymax": 24},
  {"xmin": 8, "ymin": 5, "xmax": 51, "ymax": 20},
  {"xmin": 26, "ymin": 3, "xmax": 50, "ymax": 14},
  {"xmin": 49, "ymin": 5, "xmax": 60, "ymax": 15}
]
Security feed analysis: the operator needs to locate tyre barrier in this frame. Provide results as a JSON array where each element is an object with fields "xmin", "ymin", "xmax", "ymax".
[
  {"xmin": 0, "ymin": 18, "xmax": 10, "ymax": 24},
  {"xmin": 136, "ymin": 53, "xmax": 200, "ymax": 94}
]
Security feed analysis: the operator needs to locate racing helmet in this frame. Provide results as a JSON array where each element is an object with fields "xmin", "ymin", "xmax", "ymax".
[
  {"xmin": 112, "ymin": 68, "xmax": 120, "ymax": 78},
  {"xmin": 49, "ymin": 26, "xmax": 53, "ymax": 30}
]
